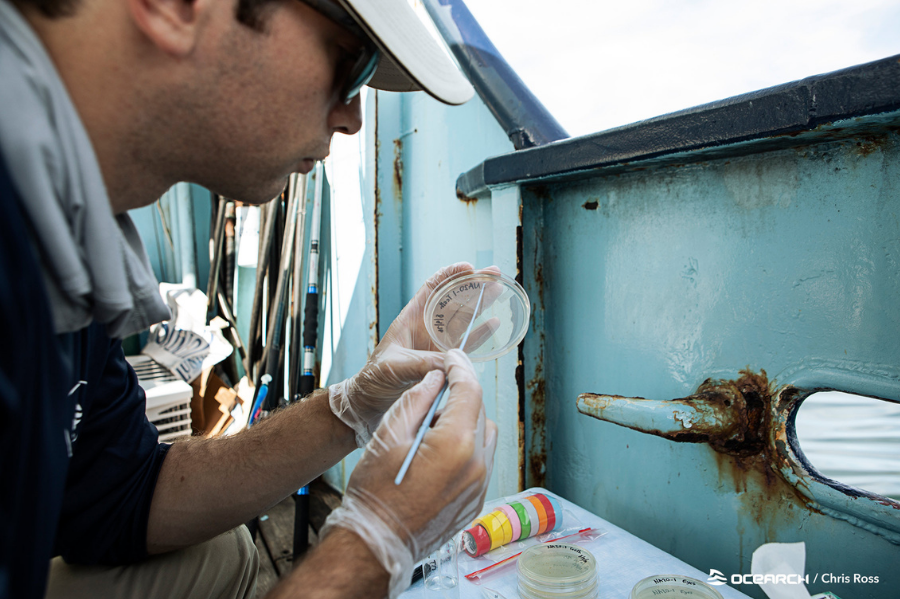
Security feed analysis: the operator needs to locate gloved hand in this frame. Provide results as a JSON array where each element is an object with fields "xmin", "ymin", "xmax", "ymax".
[
  {"xmin": 321, "ymin": 350, "xmax": 498, "ymax": 599},
  {"xmin": 329, "ymin": 262, "xmax": 499, "ymax": 446}
]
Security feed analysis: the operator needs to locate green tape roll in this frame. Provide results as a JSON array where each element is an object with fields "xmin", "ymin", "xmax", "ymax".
[{"xmin": 509, "ymin": 501, "xmax": 531, "ymax": 539}]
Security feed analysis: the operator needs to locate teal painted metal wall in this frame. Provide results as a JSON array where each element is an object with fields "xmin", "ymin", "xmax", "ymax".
[
  {"xmin": 516, "ymin": 118, "xmax": 900, "ymax": 598},
  {"xmin": 130, "ymin": 183, "xmax": 211, "ymax": 293}
]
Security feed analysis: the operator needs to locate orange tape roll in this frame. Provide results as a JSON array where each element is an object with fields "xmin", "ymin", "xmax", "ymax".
[{"xmin": 525, "ymin": 495, "xmax": 550, "ymax": 535}]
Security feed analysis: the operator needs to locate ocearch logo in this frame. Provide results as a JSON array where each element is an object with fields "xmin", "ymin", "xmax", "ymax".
[{"xmin": 708, "ymin": 569, "xmax": 810, "ymax": 586}]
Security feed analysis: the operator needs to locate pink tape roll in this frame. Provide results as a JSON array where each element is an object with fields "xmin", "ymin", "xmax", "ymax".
[{"xmin": 499, "ymin": 504, "xmax": 522, "ymax": 542}]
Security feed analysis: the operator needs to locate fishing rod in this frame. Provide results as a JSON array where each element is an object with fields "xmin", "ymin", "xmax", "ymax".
[
  {"xmin": 299, "ymin": 162, "xmax": 324, "ymax": 401},
  {"xmin": 293, "ymin": 161, "xmax": 326, "ymax": 558},
  {"xmin": 206, "ymin": 195, "xmax": 226, "ymax": 321},
  {"xmin": 247, "ymin": 198, "xmax": 281, "ymax": 381},
  {"xmin": 288, "ymin": 188, "xmax": 308, "ymax": 402},
  {"xmin": 201, "ymin": 195, "xmax": 248, "ymax": 382},
  {"xmin": 223, "ymin": 202, "xmax": 236, "ymax": 308},
  {"xmin": 247, "ymin": 175, "xmax": 306, "ymax": 425}
]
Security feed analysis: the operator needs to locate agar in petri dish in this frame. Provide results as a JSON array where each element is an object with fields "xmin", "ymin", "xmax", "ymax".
[
  {"xmin": 424, "ymin": 270, "xmax": 530, "ymax": 362},
  {"xmin": 517, "ymin": 543, "xmax": 599, "ymax": 599}
]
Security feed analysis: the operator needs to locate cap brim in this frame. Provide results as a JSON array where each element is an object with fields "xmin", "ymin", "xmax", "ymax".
[{"xmin": 338, "ymin": 0, "xmax": 474, "ymax": 106}]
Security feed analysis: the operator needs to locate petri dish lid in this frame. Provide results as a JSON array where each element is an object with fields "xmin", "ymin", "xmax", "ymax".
[
  {"xmin": 630, "ymin": 575, "xmax": 724, "ymax": 599},
  {"xmin": 424, "ymin": 270, "xmax": 531, "ymax": 362},
  {"xmin": 517, "ymin": 543, "xmax": 598, "ymax": 591}
]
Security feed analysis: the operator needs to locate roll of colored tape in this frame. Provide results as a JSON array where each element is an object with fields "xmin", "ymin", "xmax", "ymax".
[
  {"xmin": 520, "ymin": 496, "xmax": 541, "ymax": 538},
  {"xmin": 491, "ymin": 509, "xmax": 514, "ymax": 545},
  {"xmin": 546, "ymin": 494, "xmax": 564, "ymax": 529},
  {"xmin": 499, "ymin": 504, "xmax": 522, "ymax": 542},
  {"xmin": 475, "ymin": 512, "xmax": 506, "ymax": 550},
  {"xmin": 526, "ymin": 495, "xmax": 550, "ymax": 535},
  {"xmin": 509, "ymin": 500, "xmax": 532, "ymax": 540},
  {"xmin": 462, "ymin": 524, "xmax": 492, "ymax": 557},
  {"xmin": 534, "ymin": 493, "xmax": 556, "ymax": 532}
]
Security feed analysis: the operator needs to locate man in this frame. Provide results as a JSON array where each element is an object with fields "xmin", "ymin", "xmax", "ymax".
[{"xmin": 0, "ymin": 0, "xmax": 498, "ymax": 598}]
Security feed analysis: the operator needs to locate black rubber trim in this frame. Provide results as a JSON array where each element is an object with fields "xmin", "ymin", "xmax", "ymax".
[
  {"xmin": 423, "ymin": 0, "xmax": 568, "ymax": 150},
  {"xmin": 457, "ymin": 54, "xmax": 900, "ymax": 196}
]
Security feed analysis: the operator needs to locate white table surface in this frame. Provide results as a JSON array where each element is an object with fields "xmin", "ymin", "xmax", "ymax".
[{"xmin": 400, "ymin": 487, "xmax": 749, "ymax": 599}]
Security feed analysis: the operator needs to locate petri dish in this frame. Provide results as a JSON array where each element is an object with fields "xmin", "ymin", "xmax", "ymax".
[
  {"xmin": 424, "ymin": 270, "xmax": 530, "ymax": 362},
  {"xmin": 630, "ymin": 575, "xmax": 724, "ymax": 599},
  {"xmin": 517, "ymin": 543, "xmax": 599, "ymax": 599}
]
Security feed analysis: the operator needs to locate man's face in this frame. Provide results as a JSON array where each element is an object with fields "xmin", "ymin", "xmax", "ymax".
[{"xmin": 173, "ymin": 0, "xmax": 365, "ymax": 203}]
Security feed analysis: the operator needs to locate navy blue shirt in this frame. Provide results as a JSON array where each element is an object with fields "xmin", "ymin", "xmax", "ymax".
[{"xmin": 0, "ymin": 153, "xmax": 170, "ymax": 598}]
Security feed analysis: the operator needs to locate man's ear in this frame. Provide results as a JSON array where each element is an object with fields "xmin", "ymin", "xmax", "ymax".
[{"xmin": 126, "ymin": 0, "xmax": 207, "ymax": 56}]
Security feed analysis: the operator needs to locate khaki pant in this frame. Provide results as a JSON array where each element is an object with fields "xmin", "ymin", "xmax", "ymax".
[{"xmin": 45, "ymin": 526, "xmax": 259, "ymax": 599}]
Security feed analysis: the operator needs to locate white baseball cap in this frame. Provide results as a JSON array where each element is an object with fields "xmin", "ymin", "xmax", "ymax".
[{"xmin": 315, "ymin": 0, "xmax": 475, "ymax": 106}]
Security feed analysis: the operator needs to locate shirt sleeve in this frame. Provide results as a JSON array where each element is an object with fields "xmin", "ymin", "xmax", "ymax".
[{"xmin": 53, "ymin": 325, "xmax": 172, "ymax": 566}]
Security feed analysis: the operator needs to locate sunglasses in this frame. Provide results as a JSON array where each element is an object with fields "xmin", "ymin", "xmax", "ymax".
[{"xmin": 299, "ymin": 0, "xmax": 381, "ymax": 104}]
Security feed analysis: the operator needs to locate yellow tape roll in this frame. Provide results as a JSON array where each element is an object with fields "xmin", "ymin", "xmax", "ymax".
[
  {"xmin": 474, "ymin": 513, "xmax": 503, "ymax": 550},
  {"xmin": 491, "ymin": 509, "xmax": 514, "ymax": 545},
  {"xmin": 476, "ymin": 511, "xmax": 513, "ymax": 549}
]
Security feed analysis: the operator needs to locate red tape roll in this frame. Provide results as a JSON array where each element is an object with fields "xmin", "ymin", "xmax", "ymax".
[
  {"xmin": 463, "ymin": 523, "xmax": 492, "ymax": 557},
  {"xmin": 534, "ymin": 493, "xmax": 557, "ymax": 532}
]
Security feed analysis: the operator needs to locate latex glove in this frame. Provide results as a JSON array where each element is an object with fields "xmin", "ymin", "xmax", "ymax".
[
  {"xmin": 330, "ymin": 262, "xmax": 500, "ymax": 446},
  {"xmin": 321, "ymin": 350, "xmax": 498, "ymax": 598}
]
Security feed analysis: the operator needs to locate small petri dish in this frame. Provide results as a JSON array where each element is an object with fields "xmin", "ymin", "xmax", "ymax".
[
  {"xmin": 424, "ymin": 270, "xmax": 530, "ymax": 362},
  {"xmin": 517, "ymin": 543, "xmax": 599, "ymax": 599},
  {"xmin": 630, "ymin": 575, "xmax": 724, "ymax": 599}
]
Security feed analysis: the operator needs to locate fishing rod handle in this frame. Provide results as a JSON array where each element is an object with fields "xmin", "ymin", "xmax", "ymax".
[{"xmin": 303, "ymin": 291, "xmax": 319, "ymax": 348}]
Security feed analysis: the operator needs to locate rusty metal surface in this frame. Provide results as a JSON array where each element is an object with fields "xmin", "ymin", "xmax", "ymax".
[
  {"xmin": 578, "ymin": 370, "xmax": 770, "ymax": 456},
  {"xmin": 522, "ymin": 189, "xmax": 547, "ymax": 490},
  {"xmin": 773, "ymin": 387, "xmax": 900, "ymax": 543},
  {"xmin": 577, "ymin": 375, "xmax": 900, "ymax": 546}
]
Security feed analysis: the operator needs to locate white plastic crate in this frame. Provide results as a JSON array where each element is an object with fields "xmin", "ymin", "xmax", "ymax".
[{"xmin": 126, "ymin": 355, "xmax": 193, "ymax": 442}]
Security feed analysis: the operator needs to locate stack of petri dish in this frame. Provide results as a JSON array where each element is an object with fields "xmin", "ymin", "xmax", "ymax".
[{"xmin": 517, "ymin": 543, "xmax": 599, "ymax": 599}]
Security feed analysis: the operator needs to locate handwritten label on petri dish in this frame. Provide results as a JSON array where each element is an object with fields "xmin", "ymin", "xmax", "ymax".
[{"xmin": 434, "ymin": 282, "xmax": 483, "ymax": 333}]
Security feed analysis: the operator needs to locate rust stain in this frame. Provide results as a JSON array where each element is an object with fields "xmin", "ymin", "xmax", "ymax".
[
  {"xmin": 517, "ymin": 419, "xmax": 526, "ymax": 491},
  {"xmin": 371, "ymin": 126, "xmax": 380, "ymax": 345},
  {"xmin": 582, "ymin": 199, "xmax": 599, "ymax": 211},
  {"xmin": 696, "ymin": 368, "xmax": 771, "ymax": 456},
  {"xmin": 581, "ymin": 369, "xmax": 773, "ymax": 457},
  {"xmin": 696, "ymin": 378, "xmax": 812, "ymax": 543},
  {"xmin": 853, "ymin": 135, "xmax": 888, "ymax": 157},
  {"xmin": 516, "ymin": 220, "xmax": 525, "ymax": 491},
  {"xmin": 689, "ymin": 373, "xmax": 814, "ymax": 540},
  {"xmin": 392, "ymin": 139, "xmax": 403, "ymax": 201},
  {"xmin": 712, "ymin": 448, "xmax": 810, "ymax": 544},
  {"xmin": 456, "ymin": 189, "xmax": 478, "ymax": 204},
  {"xmin": 531, "ymin": 223, "xmax": 544, "ymax": 307},
  {"xmin": 533, "ymin": 261, "xmax": 544, "ymax": 307},
  {"xmin": 526, "ymin": 338, "xmax": 547, "ymax": 488}
]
